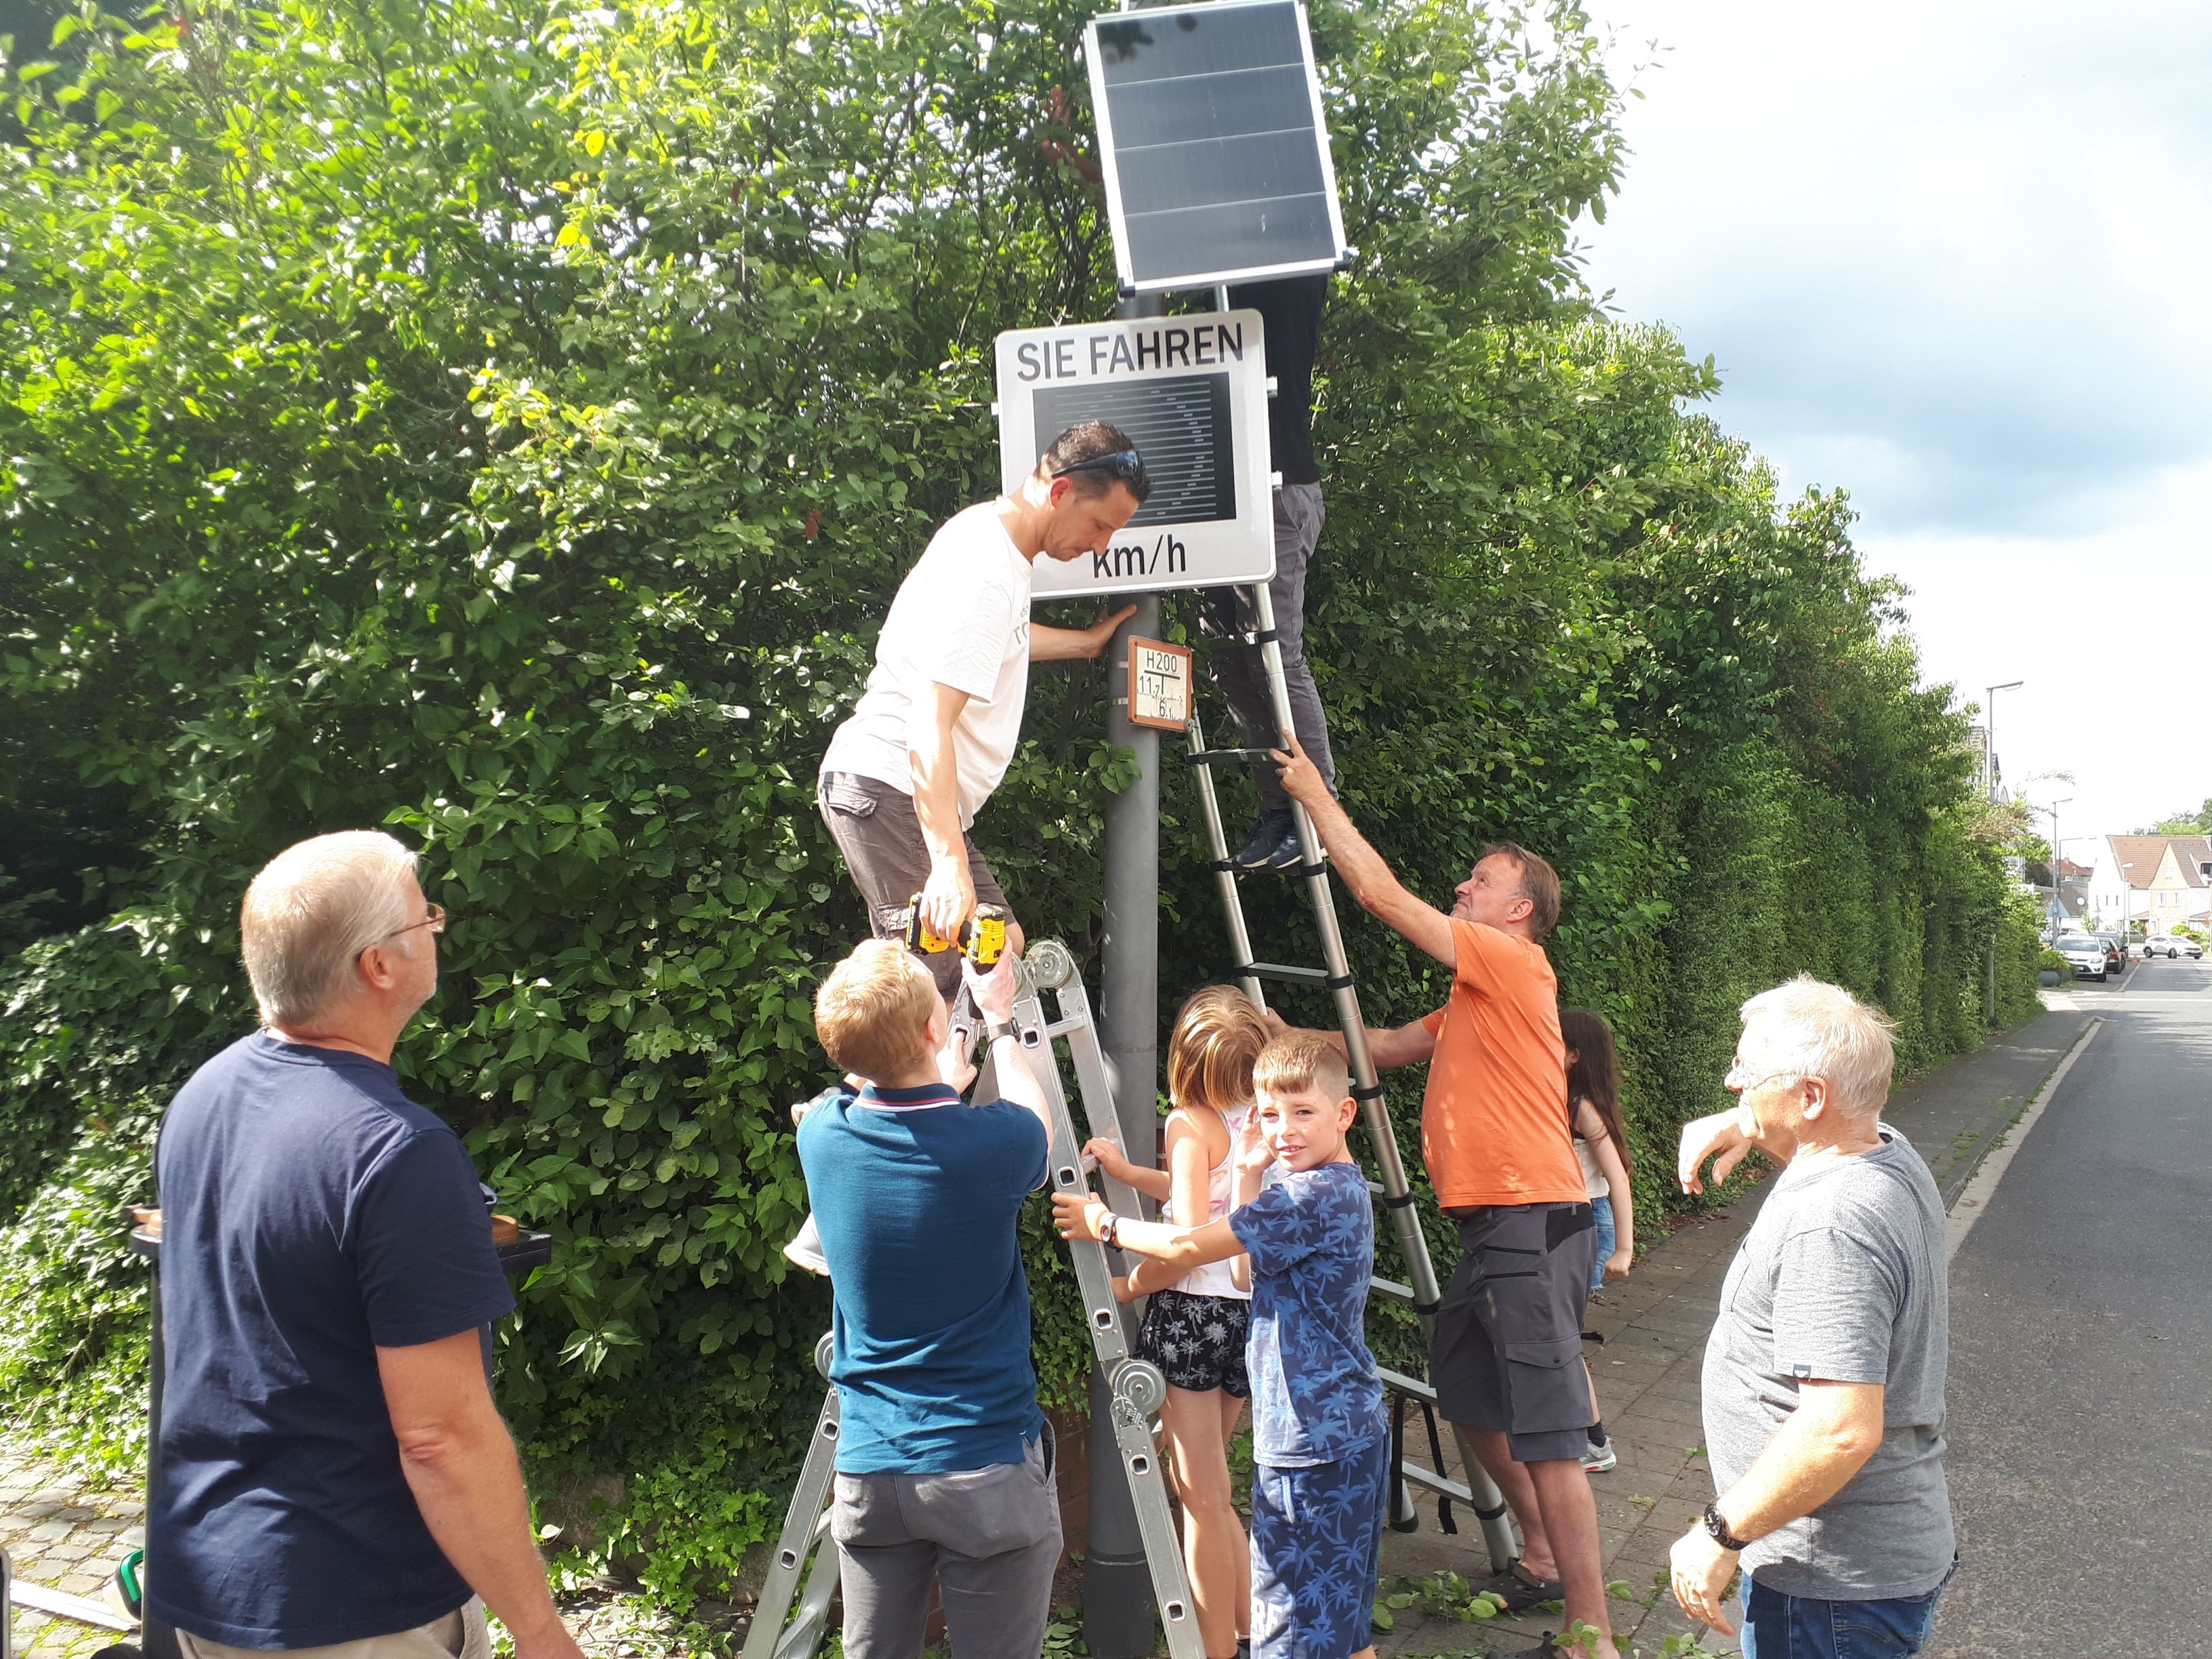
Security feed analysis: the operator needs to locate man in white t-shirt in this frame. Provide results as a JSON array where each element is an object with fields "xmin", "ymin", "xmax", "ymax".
[{"xmin": 819, "ymin": 421, "xmax": 1150, "ymax": 998}]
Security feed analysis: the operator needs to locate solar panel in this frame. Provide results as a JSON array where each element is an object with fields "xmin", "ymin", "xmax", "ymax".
[{"xmin": 1086, "ymin": 0, "xmax": 1346, "ymax": 293}]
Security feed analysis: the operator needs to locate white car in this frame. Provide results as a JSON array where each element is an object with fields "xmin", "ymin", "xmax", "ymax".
[
  {"xmin": 2054, "ymin": 935, "xmax": 2110, "ymax": 979},
  {"xmin": 2142, "ymin": 937, "xmax": 2205, "ymax": 960}
]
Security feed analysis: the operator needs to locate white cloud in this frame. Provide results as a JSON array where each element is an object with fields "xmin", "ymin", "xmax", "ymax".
[{"xmin": 1578, "ymin": 0, "xmax": 2212, "ymax": 838}]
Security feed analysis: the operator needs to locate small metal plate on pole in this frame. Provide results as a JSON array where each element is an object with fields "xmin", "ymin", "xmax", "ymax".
[
  {"xmin": 1126, "ymin": 638, "xmax": 1193, "ymax": 731},
  {"xmin": 997, "ymin": 310, "xmax": 1275, "ymax": 599}
]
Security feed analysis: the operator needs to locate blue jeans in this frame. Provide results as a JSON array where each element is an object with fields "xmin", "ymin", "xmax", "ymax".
[
  {"xmin": 1589, "ymin": 1194, "xmax": 1614, "ymax": 1291},
  {"xmin": 1738, "ymin": 1565, "xmax": 1954, "ymax": 1659}
]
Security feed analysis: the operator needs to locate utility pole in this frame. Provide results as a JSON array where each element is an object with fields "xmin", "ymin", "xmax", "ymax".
[
  {"xmin": 1984, "ymin": 679, "xmax": 2022, "ymax": 802},
  {"xmin": 1088, "ymin": 289, "xmax": 1164, "ymax": 1659}
]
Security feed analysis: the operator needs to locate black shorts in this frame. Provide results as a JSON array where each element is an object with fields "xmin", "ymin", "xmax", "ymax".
[
  {"xmin": 1134, "ymin": 1289, "xmax": 1250, "ymax": 1399},
  {"xmin": 817, "ymin": 771, "xmax": 1016, "ymax": 999},
  {"xmin": 1431, "ymin": 1202, "xmax": 1597, "ymax": 1464}
]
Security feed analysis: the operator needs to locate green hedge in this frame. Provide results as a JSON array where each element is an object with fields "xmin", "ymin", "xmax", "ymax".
[{"xmin": 0, "ymin": 0, "xmax": 2034, "ymax": 1614}]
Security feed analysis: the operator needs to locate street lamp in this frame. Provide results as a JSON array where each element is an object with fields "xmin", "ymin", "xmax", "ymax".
[
  {"xmin": 1984, "ymin": 680, "xmax": 2023, "ymax": 802},
  {"xmin": 2032, "ymin": 798, "xmax": 2072, "ymax": 934}
]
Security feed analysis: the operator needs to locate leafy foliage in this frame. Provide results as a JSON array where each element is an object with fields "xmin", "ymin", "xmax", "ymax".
[{"xmin": 0, "ymin": 0, "xmax": 2032, "ymax": 1606}]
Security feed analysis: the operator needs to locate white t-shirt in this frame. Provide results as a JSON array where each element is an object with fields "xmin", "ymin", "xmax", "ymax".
[{"xmin": 820, "ymin": 503, "xmax": 1033, "ymax": 828}]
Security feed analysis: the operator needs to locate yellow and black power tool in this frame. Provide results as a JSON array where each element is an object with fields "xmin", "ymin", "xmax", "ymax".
[{"xmin": 904, "ymin": 896, "xmax": 1008, "ymax": 968}]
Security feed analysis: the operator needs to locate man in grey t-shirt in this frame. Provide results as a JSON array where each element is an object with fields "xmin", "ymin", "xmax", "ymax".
[{"xmin": 1672, "ymin": 976, "xmax": 1957, "ymax": 1656}]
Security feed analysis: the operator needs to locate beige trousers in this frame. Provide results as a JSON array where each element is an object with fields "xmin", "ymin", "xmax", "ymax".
[{"xmin": 177, "ymin": 1599, "xmax": 490, "ymax": 1659}]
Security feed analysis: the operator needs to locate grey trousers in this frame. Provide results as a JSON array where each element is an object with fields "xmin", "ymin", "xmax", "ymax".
[
  {"xmin": 1201, "ymin": 482, "xmax": 1336, "ymax": 813},
  {"xmin": 830, "ymin": 1428, "xmax": 1061, "ymax": 1659},
  {"xmin": 177, "ymin": 1600, "xmax": 489, "ymax": 1659}
]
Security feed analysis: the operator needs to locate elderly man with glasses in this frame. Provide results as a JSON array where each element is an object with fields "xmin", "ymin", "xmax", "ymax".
[
  {"xmin": 1672, "ymin": 976, "xmax": 1958, "ymax": 1658},
  {"xmin": 148, "ymin": 831, "xmax": 585, "ymax": 1659},
  {"xmin": 818, "ymin": 419, "xmax": 1149, "ymax": 1006}
]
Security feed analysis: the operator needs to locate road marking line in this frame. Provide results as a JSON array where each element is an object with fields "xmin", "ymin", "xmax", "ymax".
[{"xmin": 1946, "ymin": 1017, "xmax": 2102, "ymax": 1263}]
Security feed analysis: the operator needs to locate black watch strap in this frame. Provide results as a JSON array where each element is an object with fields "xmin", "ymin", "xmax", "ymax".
[{"xmin": 1703, "ymin": 1502, "xmax": 1752, "ymax": 1553}]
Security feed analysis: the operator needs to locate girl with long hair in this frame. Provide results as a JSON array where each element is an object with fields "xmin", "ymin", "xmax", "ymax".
[
  {"xmin": 1086, "ymin": 985, "xmax": 1271, "ymax": 1659},
  {"xmin": 1561, "ymin": 1006, "xmax": 1635, "ymax": 1472}
]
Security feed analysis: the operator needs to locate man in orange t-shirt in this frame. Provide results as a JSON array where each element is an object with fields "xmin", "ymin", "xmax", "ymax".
[{"xmin": 1267, "ymin": 739, "xmax": 1615, "ymax": 1659}]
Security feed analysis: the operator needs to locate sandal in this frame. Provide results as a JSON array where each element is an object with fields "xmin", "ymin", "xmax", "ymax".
[{"xmin": 1477, "ymin": 1557, "xmax": 1565, "ymax": 1612}]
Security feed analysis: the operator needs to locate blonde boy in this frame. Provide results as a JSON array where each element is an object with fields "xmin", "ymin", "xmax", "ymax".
[
  {"xmin": 1056, "ymin": 1031, "xmax": 1389, "ymax": 1659},
  {"xmin": 799, "ymin": 939, "xmax": 1060, "ymax": 1659}
]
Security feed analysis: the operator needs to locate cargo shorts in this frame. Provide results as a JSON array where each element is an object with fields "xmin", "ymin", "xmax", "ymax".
[
  {"xmin": 817, "ymin": 771, "xmax": 1017, "ymax": 1000},
  {"xmin": 1431, "ymin": 1202, "xmax": 1598, "ymax": 1464}
]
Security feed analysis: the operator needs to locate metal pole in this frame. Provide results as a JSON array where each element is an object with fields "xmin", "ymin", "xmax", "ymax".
[{"xmin": 1088, "ymin": 281, "xmax": 1166, "ymax": 1659}]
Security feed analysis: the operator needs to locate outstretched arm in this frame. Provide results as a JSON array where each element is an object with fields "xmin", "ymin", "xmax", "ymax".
[
  {"xmin": 1031, "ymin": 604, "xmax": 1139, "ymax": 661},
  {"xmin": 1268, "ymin": 739, "xmax": 1454, "ymax": 967},
  {"xmin": 1053, "ymin": 1191, "xmax": 1245, "ymax": 1273},
  {"xmin": 1261, "ymin": 1006, "xmax": 1439, "ymax": 1072}
]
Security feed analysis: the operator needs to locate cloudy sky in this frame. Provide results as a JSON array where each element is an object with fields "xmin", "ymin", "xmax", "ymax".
[{"xmin": 1574, "ymin": 1, "xmax": 2212, "ymax": 847}]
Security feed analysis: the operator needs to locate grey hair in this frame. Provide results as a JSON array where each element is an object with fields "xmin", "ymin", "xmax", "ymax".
[
  {"xmin": 241, "ymin": 831, "xmax": 420, "ymax": 1027},
  {"xmin": 1738, "ymin": 975, "xmax": 1898, "ymax": 1121}
]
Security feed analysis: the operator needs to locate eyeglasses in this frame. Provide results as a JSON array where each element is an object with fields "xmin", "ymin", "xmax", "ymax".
[
  {"xmin": 361, "ymin": 903, "xmax": 447, "ymax": 960},
  {"xmin": 1723, "ymin": 1057, "xmax": 1797, "ymax": 1092},
  {"xmin": 1050, "ymin": 448, "xmax": 1145, "ymax": 484}
]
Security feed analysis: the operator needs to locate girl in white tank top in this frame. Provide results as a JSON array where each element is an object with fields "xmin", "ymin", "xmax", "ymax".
[{"xmin": 1084, "ymin": 986, "xmax": 1273, "ymax": 1659}]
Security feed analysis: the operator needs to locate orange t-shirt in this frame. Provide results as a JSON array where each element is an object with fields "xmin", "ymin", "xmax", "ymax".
[{"xmin": 1418, "ymin": 919, "xmax": 1583, "ymax": 1210}]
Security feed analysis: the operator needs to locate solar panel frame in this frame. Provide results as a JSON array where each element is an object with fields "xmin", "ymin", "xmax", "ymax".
[{"xmin": 1086, "ymin": 0, "xmax": 1348, "ymax": 294}]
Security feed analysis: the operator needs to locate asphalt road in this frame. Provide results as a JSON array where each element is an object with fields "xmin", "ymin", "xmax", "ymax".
[{"xmin": 1935, "ymin": 954, "xmax": 2212, "ymax": 1655}]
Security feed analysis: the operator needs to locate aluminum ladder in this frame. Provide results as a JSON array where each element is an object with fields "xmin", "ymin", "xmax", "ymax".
[
  {"xmin": 743, "ymin": 941, "xmax": 1204, "ymax": 1659},
  {"xmin": 1185, "ymin": 579, "xmax": 1518, "ymax": 1573}
]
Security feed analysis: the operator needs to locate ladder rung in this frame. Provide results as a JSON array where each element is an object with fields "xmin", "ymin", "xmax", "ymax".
[
  {"xmin": 1370, "ymin": 1274, "xmax": 1415, "ymax": 1305},
  {"xmin": 1375, "ymin": 1363, "xmax": 1437, "ymax": 1404},
  {"xmin": 1186, "ymin": 747, "xmax": 1277, "ymax": 767},
  {"xmin": 1400, "ymin": 1462, "xmax": 1474, "ymax": 1506},
  {"xmin": 1240, "ymin": 961, "xmax": 1329, "ymax": 985}
]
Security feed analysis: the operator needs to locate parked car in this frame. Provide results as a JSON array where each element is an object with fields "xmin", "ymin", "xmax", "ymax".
[
  {"xmin": 2092, "ymin": 933, "xmax": 2127, "ymax": 974},
  {"xmin": 2054, "ymin": 935, "xmax": 2110, "ymax": 980}
]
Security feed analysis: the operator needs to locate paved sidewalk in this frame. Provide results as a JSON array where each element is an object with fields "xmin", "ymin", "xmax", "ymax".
[
  {"xmin": 1368, "ymin": 1008, "xmax": 2087, "ymax": 1658},
  {"xmin": 1, "ymin": 1445, "xmax": 144, "ymax": 1659}
]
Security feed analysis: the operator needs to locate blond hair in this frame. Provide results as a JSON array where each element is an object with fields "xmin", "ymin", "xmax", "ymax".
[
  {"xmin": 1166, "ymin": 986, "xmax": 1271, "ymax": 1115},
  {"xmin": 1253, "ymin": 1028, "xmax": 1350, "ymax": 1104},
  {"xmin": 1738, "ymin": 975, "xmax": 1898, "ymax": 1121},
  {"xmin": 814, "ymin": 939, "xmax": 939, "ymax": 1083},
  {"xmin": 240, "ymin": 831, "xmax": 421, "ymax": 1028}
]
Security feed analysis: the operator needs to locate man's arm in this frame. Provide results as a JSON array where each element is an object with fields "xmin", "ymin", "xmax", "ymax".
[
  {"xmin": 909, "ymin": 682, "xmax": 976, "ymax": 942},
  {"xmin": 986, "ymin": 1031, "xmax": 1053, "ymax": 1149},
  {"xmin": 1669, "ymin": 1380, "xmax": 1885, "ymax": 1635},
  {"xmin": 1268, "ymin": 739, "xmax": 1453, "ymax": 966},
  {"xmin": 1677, "ymin": 1107, "xmax": 1753, "ymax": 1195},
  {"xmin": 1029, "ymin": 603, "xmax": 1137, "ymax": 661},
  {"xmin": 379, "ymin": 1332, "xmax": 585, "ymax": 1659},
  {"xmin": 1266, "ymin": 1007, "xmax": 1438, "ymax": 1071}
]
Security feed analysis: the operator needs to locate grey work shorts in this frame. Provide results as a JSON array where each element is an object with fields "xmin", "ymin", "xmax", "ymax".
[
  {"xmin": 1432, "ymin": 1202, "xmax": 1599, "ymax": 1464},
  {"xmin": 817, "ymin": 771, "xmax": 1016, "ymax": 999},
  {"xmin": 830, "ymin": 1427, "xmax": 1062, "ymax": 1659}
]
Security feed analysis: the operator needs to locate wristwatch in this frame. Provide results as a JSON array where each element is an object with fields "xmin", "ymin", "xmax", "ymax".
[{"xmin": 1702, "ymin": 1501, "xmax": 1751, "ymax": 1553}]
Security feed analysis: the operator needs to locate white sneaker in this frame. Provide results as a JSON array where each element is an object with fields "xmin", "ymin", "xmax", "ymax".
[
  {"xmin": 1580, "ymin": 1435, "xmax": 1617, "ymax": 1473},
  {"xmin": 782, "ymin": 1212, "xmax": 831, "ymax": 1278}
]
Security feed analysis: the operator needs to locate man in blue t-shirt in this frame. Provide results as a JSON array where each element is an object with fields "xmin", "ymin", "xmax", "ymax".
[
  {"xmin": 797, "ymin": 939, "xmax": 1059, "ymax": 1659},
  {"xmin": 1056, "ymin": 1029, "xmax": 1389, "ymax": 1659},
  {"xmin": 151, "ymin": 832, "xmax": 582, "ymax": 1659}
]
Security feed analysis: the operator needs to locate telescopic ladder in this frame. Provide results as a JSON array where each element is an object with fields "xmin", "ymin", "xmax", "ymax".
[
  {"xmin": 743, "ymin": 941, "xmax": 1204, "ymax": 1659},
  {"xmin": 1185, "ymin": 579, "xmax": 1518, "ymax": 1574}
]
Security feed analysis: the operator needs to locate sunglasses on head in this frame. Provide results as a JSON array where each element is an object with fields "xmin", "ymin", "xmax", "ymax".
[{"xmin": 1050, "ymin": 449, "xmax": 1144, "ymax": 483}]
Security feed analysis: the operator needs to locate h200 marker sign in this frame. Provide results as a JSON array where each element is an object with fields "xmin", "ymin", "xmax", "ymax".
[{"xmin": 996, "ymin": 310, "xmax": 1276, "ymax": 599}]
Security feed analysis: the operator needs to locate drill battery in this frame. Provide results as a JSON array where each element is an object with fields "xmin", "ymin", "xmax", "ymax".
[{"xmin": 905, "ymin": 897, "xmax": 1008, "ymax": 968}]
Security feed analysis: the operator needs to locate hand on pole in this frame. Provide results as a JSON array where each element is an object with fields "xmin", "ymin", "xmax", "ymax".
[
  {"xmin": 1082, "ymin": 603, "xmax": 1139, "ymax": 659},
  {"xmin": 1265, "ymin": 735, "xmax": 1326, "ymax": 806}
]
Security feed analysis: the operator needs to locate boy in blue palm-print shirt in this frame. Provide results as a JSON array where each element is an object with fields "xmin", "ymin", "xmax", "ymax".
[{"xmin": 1059, "ymin": 1029, "xmax": 1387, "ymax": 1659}]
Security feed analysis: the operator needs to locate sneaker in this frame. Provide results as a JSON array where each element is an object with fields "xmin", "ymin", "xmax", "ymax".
[
  {"xmin": 781, "ymin": 1212, "xmax": 831, "ymax": 1278},
  {"xmin": 1229, "ymin": 809, "xmax": 1296, "ymax": 870},
  {"xmin": 1581, "ymin": 1433, "xmax": 1618, "ymax": 1473}
]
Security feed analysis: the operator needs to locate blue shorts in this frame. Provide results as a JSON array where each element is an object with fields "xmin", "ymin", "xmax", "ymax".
[
  {"xmin": 1738, "ymin": 1562, "xmax": 1957, "ymax": 1659},
  {"xmin": 1589, "ymin": 1194, "xmax": 1615, "ymax": 1292},
  {"xmin": 1250, "ymin": 1435, "xmax": 1388, "ymax": 1659}
]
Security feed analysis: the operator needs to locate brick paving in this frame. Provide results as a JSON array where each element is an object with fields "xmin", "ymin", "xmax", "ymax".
[{"xmin": 1, "ymin": 1446, "xmax": 144, "ymax": 1659}]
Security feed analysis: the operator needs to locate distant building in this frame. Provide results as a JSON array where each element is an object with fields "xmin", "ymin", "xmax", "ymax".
[{"xmin": 2086, "ymin": 834, "xmax": 2212, "ymax": 935}]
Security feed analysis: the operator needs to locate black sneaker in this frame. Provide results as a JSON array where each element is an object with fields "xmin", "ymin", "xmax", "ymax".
[{"xmin": 1230, "ymin": 810, "xmax": 1299, "ymax": 871}]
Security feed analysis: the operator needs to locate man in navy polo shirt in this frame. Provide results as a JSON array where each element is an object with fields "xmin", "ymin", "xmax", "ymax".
[
  {"xmin": 798, "ymin": 939, "xmax": 1059, "ymax": 1659},
  {"xmin": 150, "ymin": 831, "xmax": 581, "ymax": 1659}
]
